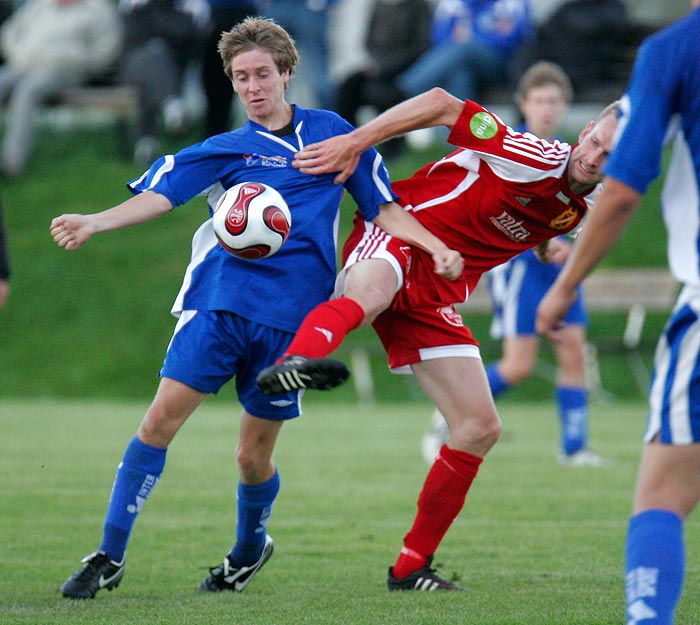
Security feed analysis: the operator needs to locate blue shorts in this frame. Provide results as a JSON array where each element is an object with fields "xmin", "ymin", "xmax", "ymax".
[
  {"xmin": 160, "ymin": 310, "xmax": 302, "ymax": 420},
  {"xmin": 645, "ymin": 286, "xmax": 700, "ymax": 444},
  {"xmin": 488, "ymin": 249, "xmax": 588, "ymax": 339}
]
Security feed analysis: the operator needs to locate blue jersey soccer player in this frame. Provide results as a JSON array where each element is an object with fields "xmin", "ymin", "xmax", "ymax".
[
  {"xmin": 537, "ymin": 4, "xmax": 700, "ymax": 623},
  {"xmin": 51, "ymin": 17, "xmax": 461, "ymax": 599}
]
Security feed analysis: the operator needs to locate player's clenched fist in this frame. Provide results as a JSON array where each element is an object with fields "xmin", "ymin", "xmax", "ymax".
[
  {"xmin": 50, "ymin": 214, "xmax": 94, "ymax": 250},
  {"xmin": 433, "ymin": 248, "xmax": 464, "ymax": 281}
]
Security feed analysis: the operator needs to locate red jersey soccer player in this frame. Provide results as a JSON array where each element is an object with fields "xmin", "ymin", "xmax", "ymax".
[{"xmin": 257, "ymin": 87, "xmax": 619, "ymax": 590}]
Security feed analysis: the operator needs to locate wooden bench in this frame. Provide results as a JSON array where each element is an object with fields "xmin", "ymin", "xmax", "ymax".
[
  {"xmin": 349, "ymin": 268, "xmax": 679, "ymax": 403},
  {"xmin": 460, "ymin": 267, "xmax": 678, "ymax": 337},
  {"xmin": 46, "ymin": 84, "xmax": 139, "ymax": 159}
]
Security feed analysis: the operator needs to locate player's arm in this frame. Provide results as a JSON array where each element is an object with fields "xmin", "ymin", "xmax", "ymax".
[
  {"xmin": 293, "ymin": 88, "xmax": 465, "ymax": 183},
  {"xmin": 536, "ymin": 177, "xmax": 641, "ymax": 336},
  {"xmin": 50, "ymin": 190, "xmax": 173, "ymax": 251},
  {"xmin": 373, "ymin": 201, "xmax": 464, "ymax": 280}
]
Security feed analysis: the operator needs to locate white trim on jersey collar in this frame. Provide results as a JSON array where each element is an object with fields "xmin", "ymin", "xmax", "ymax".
[{"xmin": 256, "ymin": 120, "xmax": 305, "ymax": 154}]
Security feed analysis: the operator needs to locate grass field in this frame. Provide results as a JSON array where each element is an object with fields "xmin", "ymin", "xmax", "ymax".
[{"xmin": 3, "ymin": 397, "xmax": 700, "ymax": 625}]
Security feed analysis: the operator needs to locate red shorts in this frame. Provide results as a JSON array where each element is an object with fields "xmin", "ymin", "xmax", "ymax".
[{"xmin": 338, "ymin": 220, "xmax": 481, "ymax": 372}]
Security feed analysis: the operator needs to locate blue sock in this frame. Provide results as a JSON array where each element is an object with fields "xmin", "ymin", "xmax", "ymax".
[
  {"xmin": 229, "ymin": 470, "xmax": 280, "ymax": 566},
  {"xmin": 625, "ymin": 509, "xmax": 684, "ymax": 625},
  {"xmin": 556, "ymin": 386, "xmax": 588, "ymax": 455},
  {"xmin": 486, "ymin": 363, "xmax": 511, "ymax": 398},
  {"xmin": 99, "ymin": 436, "xmax": 167, "ymax": 562}
]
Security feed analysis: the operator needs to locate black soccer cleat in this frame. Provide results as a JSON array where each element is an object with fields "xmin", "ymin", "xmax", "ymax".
[
  {"xmin": 255, "ymin": 355, "xmax": 350, "ymax": 395},
  {"xmin": 198, "ymin": 535, "xmax": 274, "ymax": 593},
  {"xmin": 61, "ymin": 551, "xmax": 125, "ymax": 599},
  {"xmin": 387, "ymin": 556, "xmax": 465, "ymax": 591}
]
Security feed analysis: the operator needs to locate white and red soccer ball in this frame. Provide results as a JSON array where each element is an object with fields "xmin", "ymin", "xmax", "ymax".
[{"xmin": 212, "ymin": 182, "xmax": 292, "ymax": 260}]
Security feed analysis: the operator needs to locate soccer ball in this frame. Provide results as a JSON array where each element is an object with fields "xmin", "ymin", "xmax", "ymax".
[{"xmin": 212, "ymin": 182, "xmax": 292, "ymax": 260}]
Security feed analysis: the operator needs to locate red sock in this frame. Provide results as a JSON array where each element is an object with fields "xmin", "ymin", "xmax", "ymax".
[
  {"xmin": 392, "ymin": 444, "xmax": 482, "ymax": 579},
  {"xmin": 283, "ymin": 297, "xmax": 365, "ymax": 359}
]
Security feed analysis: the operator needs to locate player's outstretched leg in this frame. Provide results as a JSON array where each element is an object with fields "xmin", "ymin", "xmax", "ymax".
[
  {"xmin": 199, "ymin": 535, "xmax": 275, "ymax": 592},
  {"xmin": 61, "ymin": 551, "xmax": 125, "ymax": 599},
  {"xmin": 256, "ymin": 355, "xmax": 350, "ymax": 395}
]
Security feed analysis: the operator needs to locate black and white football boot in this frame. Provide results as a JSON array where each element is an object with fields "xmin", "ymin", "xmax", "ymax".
[
  {"xmin": 61, "ymin": 551, "xmax": 125, "ymax": 599},
  {"xmin": 387, "ymin": 556, "xmax": 464, "ymax": 591},
  {"xmin": 198, "ymin": 535, "xmax": 274, "ymax": 593},
  {"xmin": 255, "ymin": 355, "xmax": 350, "ymax": 395}
]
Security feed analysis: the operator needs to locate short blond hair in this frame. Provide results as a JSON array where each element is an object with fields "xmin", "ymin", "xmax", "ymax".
[
  {"xmin": 515, "ymin": 61, "xmax": 574, "ymax": 104},
  {"xmin": 218, "ymin": 17, "xmax": 299, "ymax": 81},
  {"xmin": 597, "ymin": 100, "xmax": 621, "ymax": 123}
]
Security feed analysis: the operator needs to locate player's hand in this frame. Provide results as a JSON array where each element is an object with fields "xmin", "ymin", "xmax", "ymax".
[
  {"xmin": 433, "ymin": 248, "xmax": 464, "ymax": 281},
  {"xmin": 293, "ymin": 134, "xmax": 363, "ymax": 184},
  {"xmin": 0, "ymin": 279, "xmax": 9, "ymax": 309},
  {"xmin": 535, "ymin": 238, "xmax": 570, "ymax": 265},
  {"xmin": 536, "ymin": 283, "xmax": 576, "ymax": 340},
  {"xmin": 50, "ymin": 214, "xmax": 94, "ymax": 250}
]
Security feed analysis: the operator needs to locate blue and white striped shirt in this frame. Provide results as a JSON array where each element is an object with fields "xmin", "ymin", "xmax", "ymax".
[{"xmin": 605, "ymin": 8, "xmax": 700, "ymax": 288}]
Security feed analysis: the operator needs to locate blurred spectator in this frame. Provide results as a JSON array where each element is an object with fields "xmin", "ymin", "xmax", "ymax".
[
  {"xmin": 200, "ymin": 0, "xmax": 257, "ymax": 137},
  {"xmin": 0, "ymin": 0, "xmax": 122, "ymax": 178},
  {"xmin": 394, "ymin": 0, "xmax": 533, "ymax": 103},
  {"xmin": 333, "ymin": 0, "xmax": 432, "ymax": 158},
  {"xmin": 0, "ymin": 1, "xmax": 11, "ymax": 27},
  {"xmin": 0, "ymin": 196, "xmax": 10, "ymax": 309},
  {"xmin": 511, "ymin": 59, "xmax": 572, "ymax": 137},
  {"xmin": 0, "ymin": 1, "xmax": 10, "ymax": 64},
  {"xmin": 256, "ymin": 0, "xmax": 338, "ymax": 109},
  {"xmin": 118, "ymin": 0, "xmax": 210, "ymax": 164},
  {"xmin": 512, "ymin": 0, "xmax": 636, "ymax": 94}
]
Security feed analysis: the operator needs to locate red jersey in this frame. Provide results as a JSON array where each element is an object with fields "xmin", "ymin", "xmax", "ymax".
[{"xmin": 392, "ymin": 100, "xmax": 598, "ymax": 289}]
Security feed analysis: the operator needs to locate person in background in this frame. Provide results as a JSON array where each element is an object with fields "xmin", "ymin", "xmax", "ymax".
[
  {"xmin": 0, "ymin": 0, "xmax": 122, "ymax": 177},
  {"xmin": 257, "ymin": 87, "xmax": 619, "ymax": 590},
  {"xmin": 333, "ymin": 0, "xmax": 433, "ymax": 159},
  {"xmin": 537, "ymin": 3, "xmax": 700, "ymax": 623},
  {"xmin": 393, "ymin": 0, "xmax": 532, "ymax": 104},
  {"xmin": 0, "ymin": 196, "xmax": 10, "ymax": 309},
  {"xmin": 52, "ymin": 17, "xmax": 460, "ymax": 599},
  {"xmin": 200, "ymin": 0, "xmax": 257, "ymax": 137},
  {"xmin": 118, "ymin": 0, "xmax": 211, "ymax": 164},
  {"xmin": 0, "ymin": 0, "xmax": 12, "ymax": 34},
  {"xmin": 513, "ymin": 0, "xmax": 634, "ymax": 94},
  {"xmin": 422, "ymin": 61, "xmax": 605, "ymax": 467},
  {"xmin": 255, "ymin": 0, "xmax": 338, "ymax": 109}
]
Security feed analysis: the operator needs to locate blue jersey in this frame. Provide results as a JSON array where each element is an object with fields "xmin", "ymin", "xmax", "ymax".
[
  {"xmin": 430, "ymin": 0, "xmax": 532, "ymax": 54},
  {"xmin": 605, "ymin": 8, "xmax": 700, "ymax": 287},
  {"xmin": 129, "ymin": 105, "xmax": 395, "ymax": 333}
]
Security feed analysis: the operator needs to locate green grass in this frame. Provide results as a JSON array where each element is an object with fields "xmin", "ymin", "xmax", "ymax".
[{"xmin": 2, "ymin": 397, "xmax": 700, "ymax": 624}]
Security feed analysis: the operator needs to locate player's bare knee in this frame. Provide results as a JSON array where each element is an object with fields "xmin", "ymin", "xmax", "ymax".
[
  {"xmin": 484, "ymin": 415, "xmax": 503, "ymax": 448},
  {"xmin": 500, "ymin": 359, "xmax": 534, "ymax": 382},
  {"xmin": 449, "ymin": 412, "xmax": 501, "ymax": 454},
  {"xmin": 137, "ymin": 407, "xmax": 180, "ymax": 447},
  {"xmin": 235, "ymin": 446, "xmax": 267, "ymax": 482},
  {"xmin": 347, "ymin": 284, "xmax": 392, "ymax": 322},
  {"xmin": 471, "ymin": 413, "xmax": 502, "ymax": 450}
]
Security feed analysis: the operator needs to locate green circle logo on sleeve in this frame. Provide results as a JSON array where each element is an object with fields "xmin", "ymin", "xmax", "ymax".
[{"xmin": 470, "ymin": 112, "xmax": 498, "ymax": 139}]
